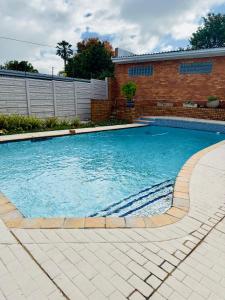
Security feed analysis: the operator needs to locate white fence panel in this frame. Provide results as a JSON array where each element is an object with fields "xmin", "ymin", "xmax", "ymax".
[
  {"xmin": 91, "ymin": 78, "xmax": 108, "ymax": 100},
  {"xmin": 76, "ymin": 81, "xmax": 91, "ymax": 120},
  {"xmin": 29, "ymin": 79, "xmax": 55, "ymax": 118},
  {"xmin": 0, "ymin": 76, "xmax": 108, "ymax": 121},
  {"xmin": 0, "ymin": 77, "xmax": 28, "ymax": 115}
]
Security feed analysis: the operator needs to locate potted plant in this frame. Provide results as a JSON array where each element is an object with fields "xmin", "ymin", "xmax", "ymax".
[
  {"xmin": 183, "ymin": 101, "xmax": 198, "ymax": 108},
  {"xmin": 121, "ymin": 81, "xmax": 137, "ymax": 108},
  {"xmin": 206, "ymin": 96, "xmax": 220, "ymax": 108}
]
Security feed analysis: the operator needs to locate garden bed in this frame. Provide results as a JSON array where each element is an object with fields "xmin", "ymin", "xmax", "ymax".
[{"xmin": 0, "ymin": 115, "xmax": 129, "ymax": 135}]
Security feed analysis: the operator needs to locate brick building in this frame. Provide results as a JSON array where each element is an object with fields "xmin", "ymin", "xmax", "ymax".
[
  {"xmin": 91, "ymin": 48, "xmax": 225, "ymax": 122},
  {"xmin": 113, "ymin": 47, "xmax": 225, "ymax": 114}
]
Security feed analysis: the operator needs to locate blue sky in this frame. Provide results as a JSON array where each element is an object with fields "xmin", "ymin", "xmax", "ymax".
[{"xmin": 1, "ymin": 0, "xmax": 225, "ymax": 73}]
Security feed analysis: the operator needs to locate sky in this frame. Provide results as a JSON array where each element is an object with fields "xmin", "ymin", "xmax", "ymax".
[{"xmin": 1, "ymin": 0, "xmax": 225, "ymax": 74}]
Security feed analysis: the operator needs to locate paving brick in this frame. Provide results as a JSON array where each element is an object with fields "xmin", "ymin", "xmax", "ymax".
[
  {"xmin": 129, "ymin": 291, "xmax": 146, "ymax": 300},
  {"xmin": 144, "ymin": 260, "xmax": 168, "ymax": 280},
  {"xmin": 127, "ymin": 261, "xmax": 149, "ymax": 280},
  {"xmin": 165, "ymin": 276, "xmax": 192, "ymax": 298},
  {"xmin": 92, "ymin": 274, "xmax": 115, "ymax": 297},
  {"xmin": 161, "ymin": 261, "xmax": 175, "ymax": 273},
  {"xmin": 157, "ymin": 250, "xmax": 180, "ymax": 266},
  {"xmin": 146, "ymin": 274, "xmax": 162, "ymax": 289},
  {"xmin": 88, "ymin": 290, "xmax": 106, "ymax": 300},
  {"xmin": 111, "ymin": 261, "xmax": 132, "ymax": 280},
  {"xmin": 76, "ymin": 260, "xmax": 98, "ymax": 280},
  {"xmin": 128, "ymin": 275, "xmax": 153, "ymax": 297},
  {"xmin": 72, "ymin": 273, "xmax": 96, "ymax": 296},
  {"xmin": 127, "ymin": 249, "xmax": 147, "ymax": 265},
  {"xmin": 111, "ymin": 274, "xmax": 134, "ymax": 297},
  {"xmin": 157, "ymin": 283, "xmax": 174, "ymax": 298},
  {"xmin": 150, "ymin": 292, "xmax": 166, "ymax": 300},
  {"xmin": 109, "ymin": 290, "xmax": 127, "ymax": 300},
  {"xmin": 142, "ymin": 249, "xmax": 164, "ymax": 265}
]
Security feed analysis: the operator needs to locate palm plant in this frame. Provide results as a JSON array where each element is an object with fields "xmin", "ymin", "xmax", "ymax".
[{"xmin": 56, "ymin": 40, "xmax": 73, "ymax": 72}]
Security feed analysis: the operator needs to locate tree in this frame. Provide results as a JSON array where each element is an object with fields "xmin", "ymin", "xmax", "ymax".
[
  {"xmin": 190, "ymin": 13, "xmax": 225, "ymax": 49},
  {"xmin": 66, "ymin": 38, "xmax": 114, "ymax": 79},
  {"xmin": 2, "ymin": 60, "xmax": 38, "ymax": 73},
  {"xmin": 56, "ymin": 40, "xmax": 73, "ymax": 71}
]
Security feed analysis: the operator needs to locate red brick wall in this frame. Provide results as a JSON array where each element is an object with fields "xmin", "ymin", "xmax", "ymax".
[
  {"xmin": 143, "ymin": 106, "xmax": 225, "ymax": 121},
  {"xmin": 91, "ymin": 100, "xmax": 112, "ymax": 122},
  {"xmin": 114, "ymin": 56, "xmax": 225, "ymax": 109}
]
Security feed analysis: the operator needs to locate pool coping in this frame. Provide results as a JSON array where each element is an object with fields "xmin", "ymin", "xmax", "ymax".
[
  {"xmin": 144, "ymin": 116, "xmax": 225, "ymax": 126},
  {"xmin": 1, "ymin": 137, "xmax": 224, "ymax": 229},
  {"xmin": 0, "ymin": 123, "xmax": 146, "ymax": 143}
]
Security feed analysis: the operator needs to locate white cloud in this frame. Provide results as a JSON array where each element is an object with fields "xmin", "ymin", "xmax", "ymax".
[{"xmin": 0, "ymin": 0, "xmax": 225, "ymax": 73}]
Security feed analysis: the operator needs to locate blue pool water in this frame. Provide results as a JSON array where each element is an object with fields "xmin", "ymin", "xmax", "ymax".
[{"xmin": 0, "ymin": 125, "xmax": 224, "ymax": 218}]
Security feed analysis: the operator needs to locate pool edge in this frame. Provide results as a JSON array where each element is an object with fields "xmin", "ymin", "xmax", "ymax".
[
  {"xmin": 1, "ymin": 140, "xmax": 225, "ymax": 229},
  {"xmin": 0, "ymin": 123, "xmax": 146, "ymax": 144}
]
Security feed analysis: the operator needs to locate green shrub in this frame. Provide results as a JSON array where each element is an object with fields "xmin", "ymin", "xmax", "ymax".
[
  {"xmin": 121, "ymin": 81, "xmax": 137, "ymax": 101},
  {"xmin": 70, "ymin": 117, "xmax": 81, "ymax": 128},
  {"xmin": 0, "ymin": 114, "xmax": 44, "ymax": 132},
  {"xmin": 58, "ymin": 119, "xmax": 70, "ymax": 127},
  {"xmin": 0, "ymin": 114, "xmax": 129, "ymax": 135},
  {"xmin": 207, "ymin": 95, "xmax": 219, "ymax": 102},
  {"xmin": 45, "ymin": 117, "xmax": 59, "ymax": 128}
]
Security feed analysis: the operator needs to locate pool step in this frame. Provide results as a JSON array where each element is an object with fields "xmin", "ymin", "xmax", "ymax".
[
  {"xmin": 135, "ymin": 117, "xmax": 155, "ymax": 125},
  {"xmin": 90, "ymin": 179, "xmax": 174, "ymax": 217}
]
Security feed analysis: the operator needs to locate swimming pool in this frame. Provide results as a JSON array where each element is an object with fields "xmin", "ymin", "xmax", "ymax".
[{"xmin": 0, "ymin": 124, "xmax": 224, "ymax": 218}]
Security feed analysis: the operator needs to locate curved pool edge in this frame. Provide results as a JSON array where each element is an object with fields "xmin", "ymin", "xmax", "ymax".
[{"xmin": 1, "ymin": 140, "xmax": 225, "ymax": 229}]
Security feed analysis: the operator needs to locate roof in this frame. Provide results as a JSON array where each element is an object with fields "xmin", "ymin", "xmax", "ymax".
[
  {"xmin": 112, "ymin": 47, "xmax": 225, "ymax": 64},
  {"xmin": 0, "ymin": 69, "xmax": 90, "ymax": 82}
]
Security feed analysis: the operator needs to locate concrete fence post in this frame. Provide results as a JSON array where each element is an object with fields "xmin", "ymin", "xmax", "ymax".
[
  {"xmin": 73, "ymin": 81, "xmax": 78, "ymax": 117},
  {"xmin": 105, "ymin": 77, "xmax": 109, "ymax": 100},
  {"xmin": 52, "ymin": 80, "xmax": 57, "ymax": 117},
  {"xmin": 25, "ymin": 79, "xmax": 31, "ymax": 116},
  {"xmin": 90, "ymin": 79, "xmax": 94, "ymax": 99}
]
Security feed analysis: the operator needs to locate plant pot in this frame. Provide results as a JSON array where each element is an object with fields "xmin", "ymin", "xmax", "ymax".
[
  {"xmin": 126, "ymin": 100, "xmax": 135, "ymax": 108},
  {"xmin": 206, "ymin": 100, "xmax": 220, "ymax": 108}
]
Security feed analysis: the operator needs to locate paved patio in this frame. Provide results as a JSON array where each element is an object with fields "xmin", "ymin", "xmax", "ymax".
[{"xmin": 0, "ymin": 141, "xmax": 225, "ymax": 299}]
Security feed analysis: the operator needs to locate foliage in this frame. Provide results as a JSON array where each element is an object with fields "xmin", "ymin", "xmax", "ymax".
[
  {"xmin": 77, "ymin": 39, "xmax": 114, "ymax": 56},
  {"xmin": 0, "ymin": 115, "xmax": 44, "ymax": 132},
  {"xmin": 1, "ymin": 60, "xmax": 38, "ymax": 73},
  {"xmin": 190, "ymin": 13, "xmax": 225, "ymax": 49},
  {"xmin": 70, "ymin": 117, "xmax": 81, "ymax": 128},
  {"xmin": 45, "ymin": 117, "xmax": 59, "ymax": 128},
  {"xmin": 56, "ymin": 40, "xmax": 73, "ymax": 71},
  {"xmin": 121, "ymin": 81, "xmax": 137, "ymax": 101},
  {"xmin": 0, "ymin": 114, "xmax": 129, "ymax": 135},
  {"xmin": 95, "ymin": 118, "xmax": 129, "ymax": 126},
  {"xmin": 207, "ymin": 95, "xmax": 219, "ymax": 102},
  {"xmin": 66, "ymin": 38, "xmax": 114, "ymax": 79}
]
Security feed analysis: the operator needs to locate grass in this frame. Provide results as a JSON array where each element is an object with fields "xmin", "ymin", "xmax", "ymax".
[{"xmin": 0, "ymin": 115, "xmax": 129, "ymax": 135}]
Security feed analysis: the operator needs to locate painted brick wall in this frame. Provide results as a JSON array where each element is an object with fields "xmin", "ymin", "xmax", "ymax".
[{"xmin": 114, "ymin": 56, "xmax": 225, "ymax": 108}]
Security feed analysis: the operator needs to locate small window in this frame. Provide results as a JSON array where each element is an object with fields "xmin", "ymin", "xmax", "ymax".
[
  {"xmin": 128, "ymin": 65, "xmax": 153, "ymax": 77},
  {"xmin": 180, "ymin": 62, "xmax": 213, "ymax": 74}
]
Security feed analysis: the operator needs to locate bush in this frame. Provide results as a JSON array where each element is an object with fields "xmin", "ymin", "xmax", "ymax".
[
  {"xmin": 121, "ymin": 81, "xmax": 137, "ymax": 101},
  {"xmin": 70, "ymin": 117, "xmax": 81, "ymax": 128},
  {"xmin": 0, "ymin": 114, "xmax": 129, "ymax": 134},
  {"xmin": 45, "ymin": 117, "xmax": 59, "ymax": 128},
  {"xmin": 207, "ymin": 95, "xmax": 219, "ymax": 102},
  {"xmin": 0, "ymin": 114, "xmax": 44, "ymax": 132}
]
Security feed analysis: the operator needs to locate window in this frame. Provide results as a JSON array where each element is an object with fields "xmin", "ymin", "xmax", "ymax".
[
  {"xmin": 128, "ymin": 65, "xmax": 153, "ymax": 77},
  {"xmin": 179, "ymin": 62, "xmax": 213, "ymax": 74}
]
